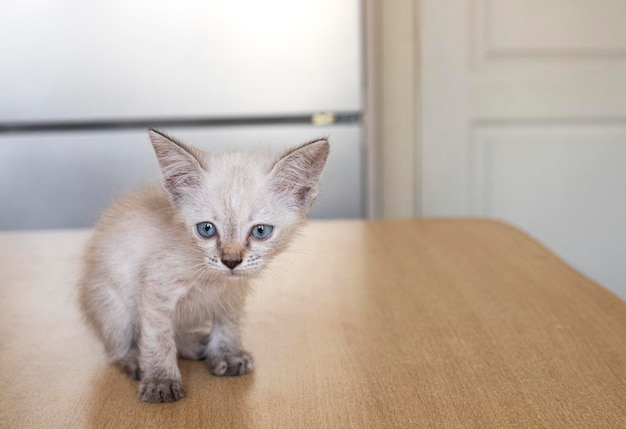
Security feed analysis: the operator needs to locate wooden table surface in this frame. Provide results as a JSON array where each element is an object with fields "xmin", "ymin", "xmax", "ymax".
[{"xmin": 1, "ymin": 219, "xmax": 625, "ymax": 428}]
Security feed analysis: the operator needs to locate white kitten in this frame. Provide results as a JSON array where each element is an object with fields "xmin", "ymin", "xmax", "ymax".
[{"xmin": 79, "ymin": 129, "xmax": 329, "ymax": 403}]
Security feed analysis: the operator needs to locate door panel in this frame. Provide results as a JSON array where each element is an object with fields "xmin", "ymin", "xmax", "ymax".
[
  {"xmin": 471, "ymin": 124, "xmax": 626, "ymax": 291},
  {"xmin": 486, "ymin": 0, "xmax": 626, "ymax": 54}
]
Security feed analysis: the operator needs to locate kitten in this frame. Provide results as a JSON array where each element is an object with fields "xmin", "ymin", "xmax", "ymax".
[{"xmin": 79, "ymin": 129, "xmax": 329, "ymax": 403}]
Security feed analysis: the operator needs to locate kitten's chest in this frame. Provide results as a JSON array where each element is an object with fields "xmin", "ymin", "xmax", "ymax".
[{"xmin": 174, "ymin": 277, "xmax": 247, "ymax": 326}]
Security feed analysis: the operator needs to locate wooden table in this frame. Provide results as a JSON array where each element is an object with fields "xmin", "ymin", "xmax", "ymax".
[{"xmin": 1, "ymin": 219, "xmax": 625, "ymax": 428}]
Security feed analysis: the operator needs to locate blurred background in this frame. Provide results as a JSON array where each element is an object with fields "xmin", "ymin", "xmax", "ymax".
[
  {"xmin": 1, "ymin": 1, "xmax": 625, "ymax": 299},
  {"xmin": 0, "ymin": 0, "xmax": 364, "ymax": 224}
]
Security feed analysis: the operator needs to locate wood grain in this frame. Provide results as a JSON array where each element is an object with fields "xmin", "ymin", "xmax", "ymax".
[{"xmin": 1, "ymin": 219, "xmax": 625, "ymax": 428}]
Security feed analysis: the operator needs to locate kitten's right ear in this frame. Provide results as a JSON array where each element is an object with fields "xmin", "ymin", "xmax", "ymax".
[
  {"xmin": 148, "ymin": 129, "xmax": 205, "ymax": 203},
  {"xmin": 269, "ymin": 138, "xmax": 330, "ymax": 211}
]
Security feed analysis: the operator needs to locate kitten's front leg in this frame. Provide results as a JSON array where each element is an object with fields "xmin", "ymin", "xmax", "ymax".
[
  {"xmin": 207, "ymin": 316, "xmax": 254, "ymax": 377},
  {"xmin": 137, "ymin": 287, "xmax": 185, "ymax": 403}
]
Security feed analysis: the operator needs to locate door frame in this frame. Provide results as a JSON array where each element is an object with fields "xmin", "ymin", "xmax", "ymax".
[{"xmin": 363, "ymin": 0, "xmax": 421, "ymax": 218}]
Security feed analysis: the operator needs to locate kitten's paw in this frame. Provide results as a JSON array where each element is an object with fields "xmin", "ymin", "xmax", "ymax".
[
  {"xmin": 118, "ymin": 358, "xmax": 141, "ymax": 380},
  {"xmin": 138, "ymin": 379, "xmax": 185, "ymax": 403},
  {"xmin": 177, "ymin": 333, "xmax": 210, "ymax": 361},
  {"xmin": 209, "ymin": 350, "xmax": 254, "ymax": 376}
]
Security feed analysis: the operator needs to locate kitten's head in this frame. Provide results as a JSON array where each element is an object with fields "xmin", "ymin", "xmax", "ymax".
[{"xmin": 148, "ymin": 129, "xmax": 329, "ymax": 278}]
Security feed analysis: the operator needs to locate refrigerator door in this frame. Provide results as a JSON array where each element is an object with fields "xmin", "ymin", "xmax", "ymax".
[
  {"xmin": 0, "ymin": 125, "xmax": 362, "ymax": 230},
  {"xmin": 0, "ymin": 0, "xmax": 362, "ymax": 122}
]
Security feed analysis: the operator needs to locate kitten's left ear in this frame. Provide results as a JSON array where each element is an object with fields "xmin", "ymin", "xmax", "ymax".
[
  {"xmin": 148, "ymin": 129, "xmax": 205, "ymax": 203},
  {"xmin": 270, "ymin": 138, "xmax": 330, "ymax": 211}
]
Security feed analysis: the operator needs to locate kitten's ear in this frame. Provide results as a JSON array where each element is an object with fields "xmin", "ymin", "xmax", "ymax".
[
  {"xmin": 270, "ymin": 138, "xmax": 330, "ymax": 211},
  {"xmin": 148, "ymin": 129, "xmax": 205, "ymax": 203}
]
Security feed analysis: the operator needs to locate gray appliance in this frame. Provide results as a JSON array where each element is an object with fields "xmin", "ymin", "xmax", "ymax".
[{"xmin": 0, "ymin": 0, "xmax": 363, "ymax": 230}]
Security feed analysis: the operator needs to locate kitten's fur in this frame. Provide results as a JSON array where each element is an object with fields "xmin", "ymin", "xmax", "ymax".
[{"xmin": 79, "ymin": 130, "xmax": 329, "ymax": 403}]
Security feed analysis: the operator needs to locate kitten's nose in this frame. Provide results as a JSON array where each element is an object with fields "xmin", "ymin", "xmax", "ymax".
[{"xmin": 221, "ymin": 258, "xmax": 242, "ymax": 270}]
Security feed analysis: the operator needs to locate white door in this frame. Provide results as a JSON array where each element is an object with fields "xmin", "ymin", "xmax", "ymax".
[{"xmin": 421, "ymin": 0, "xmax": 626, "ymax": 299}]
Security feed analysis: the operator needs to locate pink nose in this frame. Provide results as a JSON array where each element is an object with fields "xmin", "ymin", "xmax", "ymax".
[{"xmin": 221, "ymin": 259, "xmax": 242, "ymax": 270}]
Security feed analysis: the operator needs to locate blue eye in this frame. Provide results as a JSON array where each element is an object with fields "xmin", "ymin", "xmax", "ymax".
[
  {"xmin": 196, "ymin": 222, "xmax": 217, "ymax": 238},
  {"xmin": 251, "ymin": 224, "xmax": 273, "ymax": 239}
]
